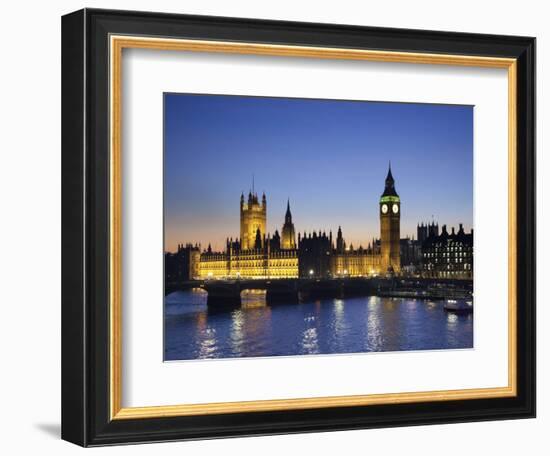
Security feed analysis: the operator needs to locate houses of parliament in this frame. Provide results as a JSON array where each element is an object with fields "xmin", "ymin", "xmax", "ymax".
[
  {"xmin": 166, "ymin": 166, "xmax": 473, "ymax": 281},
  {"xmin": 169, "ymin": 166, "xmax": 402, "ymax": 280}
]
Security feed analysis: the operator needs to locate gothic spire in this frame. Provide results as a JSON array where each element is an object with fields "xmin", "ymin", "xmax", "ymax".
[
  {"xmin": 386, "ymin": 161, "xmax": 394, "ymax": 185},
  {"xmin": 382, "ymin": 162, "xmax": 399, "ymax": 197},
  {"xmin": 285, "ymin": 198, "xmax": 292, "ymax": 223}
]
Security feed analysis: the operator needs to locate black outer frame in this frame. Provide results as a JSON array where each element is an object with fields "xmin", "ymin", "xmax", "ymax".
[{"xmin": 61, "ymin": 8, "xmax": 536, "ymax": 447}]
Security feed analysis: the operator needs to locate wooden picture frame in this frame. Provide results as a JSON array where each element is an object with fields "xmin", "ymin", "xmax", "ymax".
[{"xmin": 62, "ymin": 8, "xmax": 535, "ymax": 446}]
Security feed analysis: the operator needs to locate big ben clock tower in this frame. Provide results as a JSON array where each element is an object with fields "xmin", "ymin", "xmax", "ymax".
[{"xmin": 380, "ymin": 164, "xmax": 401, "ymax": 274}]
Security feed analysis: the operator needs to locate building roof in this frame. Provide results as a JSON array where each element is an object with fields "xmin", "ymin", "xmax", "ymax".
[
  {"xmin": 381, "ymin": 164, "xmax": 399, "ymax": 198},
  {"xmin": 422, "ymin": 224, "xmax": 473, "ymax": 247}
]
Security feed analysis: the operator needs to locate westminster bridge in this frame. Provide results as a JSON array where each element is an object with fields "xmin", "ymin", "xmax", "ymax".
[{"xmin": 165, "ymin": 277, "xmax": 473, "ymax": 310}]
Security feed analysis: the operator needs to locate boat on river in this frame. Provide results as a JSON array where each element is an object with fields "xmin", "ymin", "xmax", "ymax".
[{"xmin": 444, "ymin": 299, "xmax": 473, "ymax": 314}]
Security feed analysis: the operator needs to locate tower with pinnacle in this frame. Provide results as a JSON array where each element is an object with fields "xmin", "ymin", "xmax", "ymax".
[
  {"xmin": 379, "ymin": 163, "xmax": 401, "ymax": 273},
  {"xmin": 281, "ymin": 199, "xmax": 296, "ymax": 249},
  {"xmin": 240, "ymin": 179, "xmax": 267, "ymax": 250}
]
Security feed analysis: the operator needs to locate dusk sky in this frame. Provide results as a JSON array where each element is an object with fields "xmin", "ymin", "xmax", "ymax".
[{"xmin": 164, "ymin": 94, "xmax": 473, "ymax": 253}]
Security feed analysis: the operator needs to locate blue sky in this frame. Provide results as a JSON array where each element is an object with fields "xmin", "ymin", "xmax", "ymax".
[{"xmin": 164, "ymin": 93, "xmax": 473, "ymax": 252}]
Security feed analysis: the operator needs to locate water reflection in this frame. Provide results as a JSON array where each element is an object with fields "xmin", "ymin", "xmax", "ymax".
[
  {"xmin": 302, "ymin": 327, "xmax": 319, "ymax": 354},
  {"xmin": 447, "ymin": 313, "xmax": 459, "ymax": 326},
  {"xmin": 445, "ymin": 311, "xmax": 472, "ymax": 347},
  {"xmin": 332, "ymin": 299, "xmax": 346, "ymax": 335},
  {"xmin": 366, "ymin": 298, "xmax": 384, "ymax": 351},
  {"xmin": 164, "ymin": 291, "xmax": 473, "ymax": 361},
  {"xmin": 234, "ymin": 306, "xmax": 272, "ymax": 357},
  {"xmin": 229, "ymin": 309, "xmax": 245, "ymax": 355},
  {"xmin": 241, "ymin": 289, "xmax": 267, "ymax": 308},
  {"xmin": 198, "ymin": 327, "xmax": 217, "ymax": 358}
]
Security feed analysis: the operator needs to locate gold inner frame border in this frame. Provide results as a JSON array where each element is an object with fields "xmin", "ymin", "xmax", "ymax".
[{"xmin": 109, "ymin": 35, "xmax": 517, "ymax": 420}]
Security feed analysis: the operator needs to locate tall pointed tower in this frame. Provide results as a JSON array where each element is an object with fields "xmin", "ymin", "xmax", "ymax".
[
  {"xmin": 379, "ymin": 164, "xmax": 401, "ymax": 274},
  {"xmin": 336, "ymin": 226, "xmax": 344, "ymax": 253},
  {"xmin": 281, "ymin": 199, "xmax": 296, "ymax": 249},
  {"xmin": 240, "ymin": 188, "xmax": 267, "ymax": 250}
]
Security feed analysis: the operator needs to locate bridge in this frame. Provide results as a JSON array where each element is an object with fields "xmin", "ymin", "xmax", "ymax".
[
  {"xmin": 166, "ymin": 278, "xmax": 355, "ymax": 309},
  {"xmin": 165, "ymin": 277, "xmax": 472, "ymax": 310}
]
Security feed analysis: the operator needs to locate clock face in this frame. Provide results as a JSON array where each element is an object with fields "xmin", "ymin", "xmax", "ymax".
[
  {"xmin": 392, "ymin": 203, "xmax": 399, "ymax": 214},
  {"xmin": 381, "ymin": 204, "xmax": 388, "ymax": 214}
]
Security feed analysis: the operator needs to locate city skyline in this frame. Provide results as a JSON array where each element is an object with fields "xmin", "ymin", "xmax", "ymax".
[{"xmin": 164, "ymin": 93, "xmax": 473, "ymax": 253}]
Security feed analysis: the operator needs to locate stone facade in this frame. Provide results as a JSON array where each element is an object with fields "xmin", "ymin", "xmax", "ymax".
[
  {"xmin": 421, "ymin": 224, "xmax": 473, "ymax": 279},
  {"xmin": 190, "ymin": 166, "xmax": 402, "ymax": 279}
]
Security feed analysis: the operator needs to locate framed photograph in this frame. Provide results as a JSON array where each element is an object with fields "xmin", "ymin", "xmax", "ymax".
[{"xmin": 62, "ymin": 8, "xmax": 535, "ymax": 446}]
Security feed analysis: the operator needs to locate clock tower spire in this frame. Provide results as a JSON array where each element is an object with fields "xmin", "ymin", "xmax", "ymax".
[{"xmin": 379, "ymin": 163, "xmax": 401, "ymax": 274}]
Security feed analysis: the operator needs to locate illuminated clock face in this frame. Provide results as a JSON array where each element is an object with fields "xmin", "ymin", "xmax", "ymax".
[
  {"xmin": 381, "ymin": 204, "xmax": 388, "ymax": 214},
  {"xmin": 392, "ymin": 203, "xmax": 399, "ymax": 214}
]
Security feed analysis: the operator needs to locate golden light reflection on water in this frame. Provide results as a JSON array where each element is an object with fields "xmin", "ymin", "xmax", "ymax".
[
  {"xmin": 333, "ymin": 298, "xmax": 346, "ymax": 339},
  {"xmin": 190, "ymin": 287, "xmax": 207, "ymax": 294},
  {"xmin": 195, "ymin": 311, "xmax": 207, "ymax": 331},
  {"xmin": 241, "ymin": 289, "xmax": 267, "ymax": 309},
  {"xmin": 383, "ymin": 298, "xmax": 396, "ymax": 312},
  {"xmin": 314, "ymin": 300, "xmax": 322, "ymax": 316},
  {"xmin": 378, "ymin": 297, "xmax": 402, "ymax": 351},
  {"xmin": 230, "ymin": 304, "xmax": 272, "ymax": 357}
]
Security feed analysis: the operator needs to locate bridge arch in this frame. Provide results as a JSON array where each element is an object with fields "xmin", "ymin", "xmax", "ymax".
[{"xmin": 240, "ymin": 289, "xmax": 267, "ymax": 308}]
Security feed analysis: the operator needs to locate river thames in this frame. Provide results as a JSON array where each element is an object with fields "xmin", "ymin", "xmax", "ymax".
[{"xmin": 164, "ymin": 289, "xmax": 473, "ymax": 361}]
